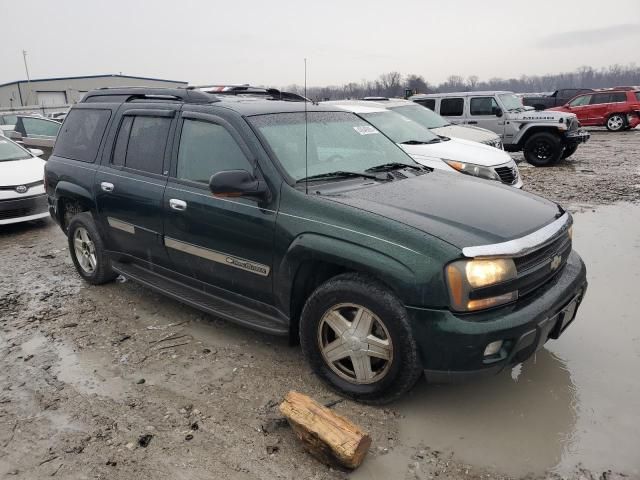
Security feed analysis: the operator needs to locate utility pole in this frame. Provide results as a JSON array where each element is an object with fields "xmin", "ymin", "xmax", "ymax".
[
  {"xmin": 22, "ymin": 50, "xmax": 31, "ymax": 81},
  {"xmin": 22, "ymin": 50, "xmax": 31, "ymax": 106}
]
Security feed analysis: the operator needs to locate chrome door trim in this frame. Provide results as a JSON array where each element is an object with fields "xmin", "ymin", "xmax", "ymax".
[
  {"xmin": 107, "ymin": 217, "xmax": 135, "ymax": 234},
  {"xmin": 165, "ymin": 237, "xmax": 270, "ymax": 277}
]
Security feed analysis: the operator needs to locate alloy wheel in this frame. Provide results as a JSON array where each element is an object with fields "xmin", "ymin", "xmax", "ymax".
[
  {"xmin": 73, "ymin": 227, "xmax": 97, "ymax": 274},
  {"xmin": 317, "ymin": 303, "xmax": 393, "ymax": 384},
  {"xmin": 607, "ymin": 115, "xmax": 624, "ymax": 131},
  {"xmin": 533, "ymin": 140, "xmax": 552, "ymax": 160}
]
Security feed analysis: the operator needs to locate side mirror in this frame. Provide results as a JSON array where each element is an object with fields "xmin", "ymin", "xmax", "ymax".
[
  {"xmin": 8, "ymin": 130, "xmax": 22, "ymax": 140},
  {"xmin": 209, "ymin": 169, "xmax": 268, "ymax": 199},
  {"xmin": 29, "ymin": 148, "xmax": 44, "ymax": 157},
  {"xmin": 495, "ymin": 108, "xmax": 503, "ymax": 118},
  {"xmin": 565, "ymin": 104, "xmax": 572, "ymax": 109}
]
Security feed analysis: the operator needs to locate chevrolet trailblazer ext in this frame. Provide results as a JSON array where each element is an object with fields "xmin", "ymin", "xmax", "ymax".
[{"xmin": 45, "ymin": 88, "xmax": 587, "ymax": 403}]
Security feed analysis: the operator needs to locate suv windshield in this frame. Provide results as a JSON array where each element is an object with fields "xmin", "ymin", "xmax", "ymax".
[
  {"xmin": 360, "ymin": 110, "xmax": 440, "ymax": 144},
  {"xmin": 498, "ymin": 94, "xmax": 524, "ymax": 111},
  {"xmin": 389, "ymin": 104, "xmax": 450, "ymax": 129},
  {"xmin": 248, "ymin": 111, "xmax": 417, "ymax": 181},
  {"xmin": 0, "ymin": 138, "xmax": 31, "ymax": 162}
]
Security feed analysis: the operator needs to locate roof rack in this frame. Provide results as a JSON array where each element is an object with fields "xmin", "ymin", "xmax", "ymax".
[
  {"xmin": 361, "ymin": 96, "xmax": 389, "ymax": 101},
  {"xmin": 81, "ymin": 87, "xmax": 219, "ymax": 104},
  {"xmin": 192, "ymin": 84, "xmax": 308, "ymax": 102}
]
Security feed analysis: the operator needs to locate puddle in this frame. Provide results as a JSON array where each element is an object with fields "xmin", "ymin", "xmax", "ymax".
[
  {"xmin": 54, "ymin": 341, "xmax": 129, "ymax": 399},
  {"xmin": 367, "ymin": 203, "xmax": 640, "ymax": 478}
]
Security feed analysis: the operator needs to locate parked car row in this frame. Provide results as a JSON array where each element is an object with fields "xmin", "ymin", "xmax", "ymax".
[
  {"xmin": 41, "ymin": 87, "xmax": 588, "ymax": 403},
  {"xmin": 0, "ymin": 112, "xmax": 61, "ymax": 159},
  {"xmin": 410, "ymin": 91, "xmax": 591, "ymax": 166}
]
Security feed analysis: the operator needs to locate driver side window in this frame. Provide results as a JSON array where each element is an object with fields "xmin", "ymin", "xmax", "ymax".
[
  {"xmin": 176, "ymin": 119, "xmax": 253, "ymax": 184},
  {"xmin": 470, "ymin": 97, "xmax": 500, "ymax": 116}
]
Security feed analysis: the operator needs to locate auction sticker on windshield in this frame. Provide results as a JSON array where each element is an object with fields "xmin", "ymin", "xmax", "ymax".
[{"xmin": 353, "ymin": 125, "xmax": 379, "ymax": 135}]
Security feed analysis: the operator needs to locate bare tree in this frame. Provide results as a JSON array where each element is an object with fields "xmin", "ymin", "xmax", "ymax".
[
  {"xmin": 379, "ymin": 72, "xmax": 403, "ymax": 97},
  {"xmin": 405, "ymin": 74, "xmax": 430, "ymax": 94}
]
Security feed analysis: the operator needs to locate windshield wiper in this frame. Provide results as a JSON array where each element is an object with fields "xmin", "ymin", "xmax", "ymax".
[
  {"xmin": 366, "ymin": 162, "xmax": 424, "ymax": 172},
  {"xmin": 400, "ymin": 139, "xmax": 438, "ymax": 145},
  {"xmin": 296, "ymin": 171, "xmax": 384, "ymax": 183}
]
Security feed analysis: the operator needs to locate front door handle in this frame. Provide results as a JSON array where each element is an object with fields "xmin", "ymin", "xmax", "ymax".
[
  {"xmin": 467, "ymin": 121, "xmax": 478, "ymax": 124},
  {"xmin": 169, "ymin": 199, "xmax": 187, "ymax": 211},
  {"xmin": 101, "ymin": 182, "xmax": 114, "ymax": 192}
]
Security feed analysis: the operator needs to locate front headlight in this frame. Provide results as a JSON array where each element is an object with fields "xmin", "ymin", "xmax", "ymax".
[
  {"xmin": 446, "ymin": 258, "xmax": 518, "ymax": 312},
  {"xmin": 443, "ymin": 159, "xmax": 500, "ymax": 182}
]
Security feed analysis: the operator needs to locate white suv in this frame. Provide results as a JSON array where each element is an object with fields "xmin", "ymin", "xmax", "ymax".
[
  {"xmin": 325, "ymin": 100, "xmax": 522, "ymax": 188},
  {"xmin": 0, "ymin": 137, "xmax": 48, "ymax": 225},
  {"xmin": 360, "ymin": 98, "xmax": 503, "ymax": 149}
]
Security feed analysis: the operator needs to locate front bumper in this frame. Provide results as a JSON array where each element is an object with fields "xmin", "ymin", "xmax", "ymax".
[
  {"xmin": 627, "ymin": 113, "xmax": 640, "ymax": 129},
  {"xmin": 564, "ymin": 128, "xmax": 590, "ymax": 145},
  {"xmin": 406, "ymin": 250, "xmax": 587, "ymax": 383},
  {"xmin": 0, "ymin": 194, "xmax": 49, "ymax": 225}
]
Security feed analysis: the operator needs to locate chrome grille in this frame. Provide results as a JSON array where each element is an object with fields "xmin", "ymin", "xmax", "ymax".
[
  {"xmin": 514, "ymin": 231, "xmax": 572, "ymax": 297},
  {"xmin": 494, "ymin": 165, "xmax": 518, "ymax": 185}
]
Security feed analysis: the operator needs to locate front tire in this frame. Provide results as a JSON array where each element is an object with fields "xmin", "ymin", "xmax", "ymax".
[
  {"xmin": 606, "ymin": 114, "xmax": 626, "ymax": 132},
  {"xmin": 523, "ymin": 132, "xmax": 563, "ymax": 166},
  {"xmin": 67, "ymin": 212, "xmax": 116, "ymax": 285},
  {"xmin": 561, "ymin": 144, "xmax": 579, "ymax": 159},
  {"xmin": 299, "ymin": 273, "xmax": 423, "ymax": 404}
]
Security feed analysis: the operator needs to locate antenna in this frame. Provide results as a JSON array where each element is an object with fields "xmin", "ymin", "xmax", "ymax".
[{"xmin": 304, "ymin": 58, "xmax": 308, "ymax": 195}]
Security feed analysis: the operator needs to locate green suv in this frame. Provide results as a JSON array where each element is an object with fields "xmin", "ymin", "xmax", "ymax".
[{"xmin": 45, "ymin": 88, "xmax": 587, "ymax": 403}]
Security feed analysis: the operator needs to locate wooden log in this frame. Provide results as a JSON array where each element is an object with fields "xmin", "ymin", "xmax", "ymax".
[{"xmin": 279, "ymin": 390, "xmax": 371, "ymax": 469}]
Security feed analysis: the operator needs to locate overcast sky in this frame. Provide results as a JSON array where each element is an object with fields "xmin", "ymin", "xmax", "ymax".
[{"xmin": 2, "ymin": 0, "xmax": 639, "ymax": 87}]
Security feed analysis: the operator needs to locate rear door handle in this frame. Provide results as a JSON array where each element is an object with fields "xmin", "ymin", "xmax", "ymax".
[
  {"xmin": 101, "ymin": 182, "xmax": 114, "ymax": 192},
  {"xmin": 169, "ymin": 199, "xmax": 187, "ymax": 211},
  {"xmin": 467, "ymin": 121, "xmax": 478, "ymax": 124}
]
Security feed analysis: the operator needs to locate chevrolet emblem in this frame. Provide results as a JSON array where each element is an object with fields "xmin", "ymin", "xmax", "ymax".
[{"xmin": 550, "ymin": 255, "xmax": 562, "ymax": 271}]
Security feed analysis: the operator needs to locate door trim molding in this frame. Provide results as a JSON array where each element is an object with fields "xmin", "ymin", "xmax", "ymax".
[
  {"xmin": 107, "ymin": 216, "xmax": 135, "ymax": 234},
  {"xmin": 164, "ymin": 236, "xmax": 270, "ymax": 277}
]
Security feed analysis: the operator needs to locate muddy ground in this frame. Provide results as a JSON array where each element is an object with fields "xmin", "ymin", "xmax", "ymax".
[{"xmin": 1, "ymin": 129, "xmax": 639, "ymax": 480}]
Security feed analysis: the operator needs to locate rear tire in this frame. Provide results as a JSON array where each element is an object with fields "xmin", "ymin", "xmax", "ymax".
[
  {"xmin": 606, "ymin": 114, "xmax": 626, "ymax": 132},
  {"xmin": 67, "ymin": 212, "xmax": 116, "ymax": 285},
  {"xmin": 523, "ymin": 132, "xmax": 563, "ymax": 166},
  {"xmin": 299, "ymin": 273, "xmax": 423, "ymax": 404},
  {"xmin": 561, "ymin": 144, "xmax": 579, "ymax": 159}
]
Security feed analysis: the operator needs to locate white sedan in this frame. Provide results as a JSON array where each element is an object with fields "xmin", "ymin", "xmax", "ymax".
[
  {"xmin": 325, "ymin": 101, "xmax": 522, "ymax": 188},
  {"xmin": 0, "ymin": 137, "xmax": 49, "ymax": 225}
]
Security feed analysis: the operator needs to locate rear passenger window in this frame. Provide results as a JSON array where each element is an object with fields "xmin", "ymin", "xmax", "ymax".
[
  {"xmin": 610, "ymin": 92, "xmax": 626, "ymax": 102},
  {"xmin": 111, "ymin": 115, "xmax": 171, "ymax": 174},
  {"xmin": 440, "ymin": 98, "xmax": 464, "ymax": 116},
  {"xmin": 590, "ymin": 93, "xmax": 611, "ymax": 105},
  {"xmin": 415, "ymin": 99, "xmax": 436, "ymax": 111},
  {"xmin": 636, "ymin": 92, "xmax": 640, "ymax": 101},
  {"xmin": 53, "ymin": 109, "xmax": 111, "ymax": 163},
  {"xmin": 176, "ymin": 119, "xmax": 252, "ymax": 184},
  {"xmin": 470, "ymin": 97, "xmax": 500, "ymax": 115}
]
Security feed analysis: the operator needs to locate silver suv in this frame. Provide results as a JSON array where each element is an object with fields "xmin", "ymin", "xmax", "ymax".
[{"xmin": 410, "ymin": 91, "xmax": 590, "ymax": 166}]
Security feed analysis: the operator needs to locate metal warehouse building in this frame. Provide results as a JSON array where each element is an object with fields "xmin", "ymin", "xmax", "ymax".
[{"xmin": 0, "ymin": 74, "xmax": 188, "ymax": 109}]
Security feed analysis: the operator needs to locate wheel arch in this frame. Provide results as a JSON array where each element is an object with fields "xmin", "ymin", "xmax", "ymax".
[
  {"xmin": 514, "ymin": 125, "xmax": 563, "ymax": 148},
  {"xmin": 276, "ymin": 233, "xmax": 421, "ymax": 344},
  {"xmin": 54, "ymin": 181, "xmax": 97, "ymax": 232}
]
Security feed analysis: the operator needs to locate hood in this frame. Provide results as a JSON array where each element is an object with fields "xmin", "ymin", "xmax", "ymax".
[
  {"xmin": 0, "ymin": 157, "xmax": 45, "ymax": 186},
  {"xmin": 321, "ymin": 170, "xmax": 560, "ymax": 248},
  {"xmin": 431, "ymin": 124, "xmax": 498, "ymax": 143},
  {"xmin": 400, "ymin": 137, "xmax": 513, "ymax": 167}
]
